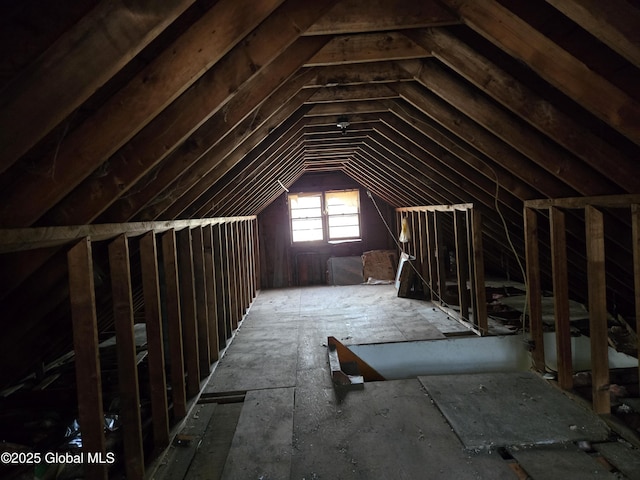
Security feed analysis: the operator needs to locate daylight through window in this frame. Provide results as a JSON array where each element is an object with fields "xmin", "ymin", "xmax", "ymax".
[{"xmin": 289, "ymin": 189, "xmax": 361, "ymax": 243}]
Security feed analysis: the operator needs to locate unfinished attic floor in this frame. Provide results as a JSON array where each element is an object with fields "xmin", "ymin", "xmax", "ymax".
[{"xmin": 152, "ymin": 285, "xmax": 640, "ymax": 480}]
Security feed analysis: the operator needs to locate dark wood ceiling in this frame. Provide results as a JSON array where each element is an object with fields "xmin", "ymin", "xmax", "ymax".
[{"xmin": 0, "ymin": 0, "xmax": 639, "ymax": 389}]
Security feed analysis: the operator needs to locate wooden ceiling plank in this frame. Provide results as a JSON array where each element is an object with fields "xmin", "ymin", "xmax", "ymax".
[
  {"xmin": 394, "ymin": 82, "xmax": 575, "ymax": 199},
  {"xmin": 544, "ymin": 0, "xmax": 640, "ymax": 69},
  {"xmin": 0, "ymin": 0, "xmax": 197, "ymax": 174},
  {"xmin": 43, "ymin": 35, "xmax": 328, "ymax": 226},
  {"xmin": 0, "ymin": 0, "xmax": 287, "ymax": 227},
  {"xmin": 408, "ymin": 27, "xmax": 640, "ymax": 193},
  {"xmin": 305, "ymin": 32, "xmax": 430, "ymax": 66},
  {"xmin": 305, "ymin": 0, "xmax": 459, "ymax": 35},
  {"xmin": 440, "ymin": 0, "xmax": 640, "ymax": 145},
  {"xmin": 413, "ymin": 60, "xmax": 622, "ymax": 196}
]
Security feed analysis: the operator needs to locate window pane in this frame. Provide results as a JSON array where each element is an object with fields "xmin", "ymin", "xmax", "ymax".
[
  {"xmin": 326, "ymin": 190, "xmax": 359, "ymax": 215},
  {"xmin": 290, "ymin": 193, "xmax": 324, "ymax": 242},
  {"xmin": 328, "ymin": 214, "xmax": 359, "ymax": 227},
  {"xmin": 329, "ymin": 225, "xmax": 360, "ymax": 239},
  {"xmin": 291, "ymin": 207, "xmax": 322, "ymax": 219}
]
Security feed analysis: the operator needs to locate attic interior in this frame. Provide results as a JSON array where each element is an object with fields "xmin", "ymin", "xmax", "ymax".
[{"xmin": 1, "ymin": 0, "xmax": 640, "ymax": 478}]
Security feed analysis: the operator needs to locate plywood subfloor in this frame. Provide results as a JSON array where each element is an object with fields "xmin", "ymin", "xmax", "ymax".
[
  {"xmin": 154, "ymin": 285, "xmax": 640, "ymax": 480},
  {"xmin": 418, "ymin": 372, "xmax": 611, "ymax": 451}
]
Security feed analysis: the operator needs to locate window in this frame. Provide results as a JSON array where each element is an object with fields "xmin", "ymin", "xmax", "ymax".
[{"xmin": 289, "ymin": 189, "xmax": 361, "ymax": 243}]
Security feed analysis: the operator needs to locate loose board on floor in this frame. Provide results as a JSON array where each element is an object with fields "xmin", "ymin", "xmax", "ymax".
[
  {"xmin": 508, "ymin": 444, "xmax": 618, "ymax": 479},
  {"xmin": 290, "ymin": 379, "xmax": 515, "ymax": 480},
  {"xmin": 221, "ymin": 387, "xmax": 295, "ymax": 480},
  {"xmin": 418, "ymin": 372, "xmax": 610, "ymax": 451}
]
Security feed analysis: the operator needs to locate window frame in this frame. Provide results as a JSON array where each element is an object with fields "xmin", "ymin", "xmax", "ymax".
[{"xmin": 288, "ymin": 188, "xmax": 362, "ymax": 244}]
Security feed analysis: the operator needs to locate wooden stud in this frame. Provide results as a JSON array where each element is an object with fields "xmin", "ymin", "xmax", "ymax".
[
  {"xmin": 471, "ymin": 210, "xmax": 488, "ymax": 335},
  {"xmin": 108, "ymin": 235, "xmax": 144, "ymax": 480},
  {"xmin": 454, "ymin": 210, "xmax": 470, "ymax": 322},
  {"xmin": 524, "ymin": 208, "xmax": 545, "ymax": 371},
  {"xmin": 418, "ymin": 212, "xmax": 430, "ymax": 295},
  {"xmin": 203, "ymin": 225, "xmax": 220, "ymax": 362},
  {"xmin": 585, "ymin": 206, "xmax": 610, "ymax": 414},
  {"xmin": 465, "ymin": 210, "xmax": 478, "ymax": 328},
  {"xmin": 139, "ymin": 231, "xmax": 170, "ymax": 452},
  {"xmin": 253, "ymin": 218, "xmax": 261, "ymax": 293},
  {"xmin": 67, "ymin": 238, "xmax": 107, "ymax": 480},
  {"xmin": 425, "ymin": 211, "xmax": 437, "ymax": 302},
  {"xmin": 213, "ymin": 223, "xmax": 229, "ymax": 346},
  {"xmin": 550, "ymin": 207, "xmax": 573, "ymax": 390},
  {"xmin": 633, "ymin": 205, "xmax": 640, "ymax": 381},
  {"xmin": 191, "ymin": 227, "xmax": 211, "ymax": 379},
  {"xmin": 160, "ymin": 229, "xmax": 187, "ymax": 419},
  {"xmin": 176, "ymin": 228, "xmax": 200, "ymax": 398},
  {"xmin": 433, "ymin": 211, "xmax": 447, "ymax": 305},
  {"xmin": 227, "ymin": 222, "xmax": 240, "ymax": 330}
]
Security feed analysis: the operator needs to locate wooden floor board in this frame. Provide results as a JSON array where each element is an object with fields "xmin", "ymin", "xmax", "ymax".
[{"xmin": 153, "ymin": 285, "xmax": 640, "ymax": 480}]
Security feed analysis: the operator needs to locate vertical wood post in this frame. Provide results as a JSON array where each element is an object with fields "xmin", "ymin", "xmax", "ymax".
[
  {"xmin": 434, "ymin": 211, "xmax": 447, "ymax": 305},
  {"xmin": 213, "ymin": 223, "xmax": 229, "ymax": 346},
  {"xmin": 238, "ymin": 221, "xmax": 248, "ymax": 315},
  {"xmin": 425, "ymin": 211, "xmax": 437, "ymax": 302},
  {"xmin": 524, "ymin": 207, "xmax": 545, "ymax": 371},
  {"xmin": 161, "ymin": 229, "xmax": 187, "ymax": 419},
  {"xmin": 253, "ymin": 218, "xmax": 261, "ymax": 292},
  {"xmin": 227, "ymin": 222, "xmax": 240, "ymax": 330},
  {"xmin": 585, "ymin": 206, "xmax": 610, "ymax": 414},
  {"xmin": 203, "ymin": 224, "xmax": 220, "ymax": 362},
  {"xmin": 550, "ymin": 207, "xmax": 573, "ymax": 390},
  {"xmin": 466, "ymin": 210, "xmax": 478, "ymax": 328},
  {"xmin": 471, "ymin": 209, "xmax": 488, "ymax": 335},
  {"xmin": 67, "ymin": 238, "xmax": 108, "ymax": 480},
  {"xmin": 176, "ymin": 228, "xmax": 200, "ymax": 398},
  {"xmin": 248, "ymin": 219, "xmax": 257, "ymax": 298},
  {"xmin": 191, "ymin": 226, "xmax": 211, "ymax": 380},
  {"xmin": 108, "ymin": 235, "xmax": 144, "ymax": 480},
  {"xmin": 633, "ymin": 205, "xmax": 640, "ymax": 381},
  {"xmin": 454, "ymin": 209, "xmax": 470, "ymax": 322},
  {"xmin": 418, "ymin": 212, "xmax": 430, "ymax": 295},
  {"xmin": 139, "ymin": 231, "xmax": 170, "ymax": 452}
]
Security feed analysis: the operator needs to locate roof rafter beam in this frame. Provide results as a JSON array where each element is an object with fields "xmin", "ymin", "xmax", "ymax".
[
  {"xmin": 439, "ymin": 0, "xmax": 640, "ymax": 145},
  {"xmin": 405, "ymin": 28, "xmax": 640, "ymax": 192},
  {"xmin": 0, "ymin": 0, "xmax": 198, "ymax": 173},
  {"xmin": 0, "ymin": 0, "xmax": 291, "ymax": 227}
]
